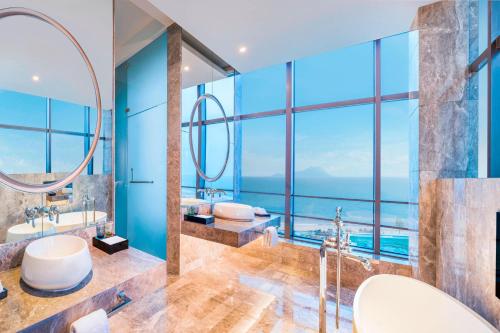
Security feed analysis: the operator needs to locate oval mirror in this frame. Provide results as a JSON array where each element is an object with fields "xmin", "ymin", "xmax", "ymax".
[{"xmin": 0, "ymin": 8, "xmax": 101, "ymax": 193}]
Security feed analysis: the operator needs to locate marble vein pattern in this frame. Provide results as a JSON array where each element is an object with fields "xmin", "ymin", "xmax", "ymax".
[
  {"xmin": 110, "ymin": 249, "xmax": 356, "ymax": 332},
  {"xmin": 0, "ymin": 173, "xmax": 112, "ymax": 244},
  {"xmin": 414, "ymin": 0, "xmax": 476, "ymax": 285},
  {"xmin": 180, "ymin": 234, "xmax": 411, "ymax": 291},
  {"xmin": 167, "ymin": 24, "xmax": 182, "ymax": 275},
  {"xmin": 181, "ymin": 215, "xmax": 281, "ymax": 248},
  {"xmin": 435, "ymin": 178, "xmax": 500, "ymax": 329},
  {"xmin": 0, "ymin": 247, "xmax": 166, "ymax": 333}
]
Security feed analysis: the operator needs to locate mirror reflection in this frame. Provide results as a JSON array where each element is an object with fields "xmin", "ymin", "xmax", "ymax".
[{"xmin": 0, "ymin": 8, "xmax": 113, "ymax": 244}]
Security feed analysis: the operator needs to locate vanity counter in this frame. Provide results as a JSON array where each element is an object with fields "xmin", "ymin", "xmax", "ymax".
[
  {"xmin": 0, "ymin": 245, "xmax": 166, "ymax": 333},
  {"xmin": 181, "ymin": 215, "xmax": 281, "ymax": 248}
]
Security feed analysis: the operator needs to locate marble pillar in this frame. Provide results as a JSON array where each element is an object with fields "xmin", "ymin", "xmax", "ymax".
[
  {"xmin": 434, "ymin": 179, "xmax": 500, "ymax": 328},
  {"xmin": 166, "ymin": 24, "xmax": 182, "ymax": 275},
  {"xmin": 414, "ymin": 0, "xmax": 476, "ymax": 284}
]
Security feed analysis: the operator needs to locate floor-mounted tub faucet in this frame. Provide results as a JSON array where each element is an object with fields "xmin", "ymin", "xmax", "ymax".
[{"xmin": 319, "ymin": 207, "xmax": 373, "ymax": 332}]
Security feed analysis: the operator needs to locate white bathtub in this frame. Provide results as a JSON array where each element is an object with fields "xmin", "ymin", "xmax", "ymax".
[{"xmin": 353, "ymin": 274, "xmax": 497, "ymax": 333}]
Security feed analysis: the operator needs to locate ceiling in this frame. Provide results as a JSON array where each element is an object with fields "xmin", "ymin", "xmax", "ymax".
[
  {"xmin": 0, "ymin": 0, "xmax": 113, "ymax": 109},
  {"xmin": 115, "ymin": 0, "xmax": 225, "ymax": 88},
  {"xmin": 146, "ymin": 0, "xmax": 435, "ymax": 73}
]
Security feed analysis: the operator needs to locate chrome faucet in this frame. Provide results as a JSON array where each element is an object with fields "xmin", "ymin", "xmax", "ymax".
[
  {"xmin": 48, "ymin": 205, "xmax": 60, "ymax": 224},
  {"xmin": 197, "ymin": 188, "xmax": 226, "ymax": 203},
  {"xmin": 319, "ymin": 207, "xmax": 373, "ymax": 332},
  {"xmin": 82, "ymin": 193, "xmax": 96, "ymax": 226},
  {"xmin": 24, "ymin": 207, "xmax": 41, "ymax": 228}
]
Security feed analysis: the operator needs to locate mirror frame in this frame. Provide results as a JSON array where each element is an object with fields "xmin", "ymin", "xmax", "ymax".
[
  {"xmin": 0, "ymin": 7, "xmax": 102, "ymax": 193},
  {"xmin": 188, "ymin": 93, "xmax": 230, "ymax": 182}
]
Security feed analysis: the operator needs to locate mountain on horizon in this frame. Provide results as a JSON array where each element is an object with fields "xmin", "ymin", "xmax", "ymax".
[{"xmin": 295, "ymin": 166, "xmax": 331, "ymax": 178}]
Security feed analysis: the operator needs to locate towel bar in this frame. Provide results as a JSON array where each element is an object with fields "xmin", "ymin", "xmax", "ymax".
[{"xmin": 107, "ymin": 291, "xmax": 132, "ymax": 317}]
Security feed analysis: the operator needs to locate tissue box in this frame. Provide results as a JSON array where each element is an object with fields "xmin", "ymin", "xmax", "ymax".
[{"xmin": 92, "ymin": 236, "xmax": 128, "ymax": 255}]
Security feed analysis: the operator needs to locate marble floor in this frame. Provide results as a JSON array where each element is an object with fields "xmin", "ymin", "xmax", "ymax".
[{"xmin": 109, "ymin": 250, "xmax": 355, "ymax": 332}]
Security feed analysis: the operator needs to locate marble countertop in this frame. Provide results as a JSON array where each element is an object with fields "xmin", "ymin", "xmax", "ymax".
[
  {"xmin": 182, "ymin": 215, "xmax": 281, "ymax": 248},
  {"xmin": 0, "ymin": 246, "xmax": 165, "ymax": 332}
]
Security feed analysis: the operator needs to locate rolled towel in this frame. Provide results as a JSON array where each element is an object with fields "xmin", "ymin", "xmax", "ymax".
[{"xmin": 70, "ymin": 309, "xmax": 109, "ymax": 333}]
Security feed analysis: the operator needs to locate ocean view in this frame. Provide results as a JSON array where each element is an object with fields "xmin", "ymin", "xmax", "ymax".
[{"xmin": 237, "ymin": 175, "xmax": 415, "ymax": 255}]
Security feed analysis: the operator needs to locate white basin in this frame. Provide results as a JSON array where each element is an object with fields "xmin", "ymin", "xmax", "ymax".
[
  {"xmin": 181, "ymin": 198, "xmax": 208, "ymax": 206},
  {"xmin": 6, "ymin": 222, "xmax": 56, "ymax": 243},
  {"xmin": 21, "ymin": 235, "xmax": 92, "ymax": 291},
  {"xmin": 213, "ymin": 202, "xmax": 255, "ymax": 221},
  {"xmin": 353, "ymin": 274, "xmax": 497, "ymax": 333},
  {"xmin": 34, "ymin": 210, "xmax": 108, "ymax": 233}
]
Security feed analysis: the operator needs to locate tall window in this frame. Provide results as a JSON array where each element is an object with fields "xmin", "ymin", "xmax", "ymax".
[
  {"xmin": 181, "ymin": 31, "xmax": 419, "ymax": 257},
  {"xmin": 0, "ymin": 89, "xmax": 111, "ymax": 176},
  {"xmin": 469, "ymin": 0, "xmax": 500, "ymax": 177}
]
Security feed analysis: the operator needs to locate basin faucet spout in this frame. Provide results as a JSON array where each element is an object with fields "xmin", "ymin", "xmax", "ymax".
[
  {"xmin": 48, "ymin": 205, "xmax": 60, "ymax": 224},
  {"xmin": 24, "ymin": 207, "xmax": 41, "ymax": 228}
]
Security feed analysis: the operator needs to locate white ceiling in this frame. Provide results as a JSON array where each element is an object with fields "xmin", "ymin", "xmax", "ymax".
[
  {"xmin": 115, "ymin": 0, "xmax": 225, "ymax": 89},
  {"xmin": 146, "ymin": 0, "xmax": 434, "ymax": 73},
  {"xmin": 0, "ymin": 0, "xmax": 113, "ymax": 109}
]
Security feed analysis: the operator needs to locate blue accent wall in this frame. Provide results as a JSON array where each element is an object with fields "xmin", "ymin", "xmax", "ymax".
[{"xmin": 115, "ymin": 32, "xmax": 168, "ymax": 259}]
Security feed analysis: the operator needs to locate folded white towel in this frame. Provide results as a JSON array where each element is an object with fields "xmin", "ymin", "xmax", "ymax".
[
  {"xmin": 253, "ymin": 207, "xmax": 268, "ymax": 215},
  {"xmin": 70, "ymin": 309, "xmax": 109, "ymax": 333},
  {"xmin": 263, "ymin": 226, "xmax": 278, "ymax": 248}
]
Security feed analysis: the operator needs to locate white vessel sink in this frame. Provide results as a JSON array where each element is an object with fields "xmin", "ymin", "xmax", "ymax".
[
  {"xmin": 21, "ymin": 235, "xmax": 92, "ymax": 291},
  {"xmin": 33, "ymin": 211, "xmax": 108, "ymax": 233},
  {"xmin": 181, "ymin": 198, "xmax": 208, "ymax": 206},
  {"xmin": 213, "ymin": 202, "xmax": 255, "ymax": 221},
  {"xmin": 6, "ymin": 222, "xmax": 56, "ymax": 243}
]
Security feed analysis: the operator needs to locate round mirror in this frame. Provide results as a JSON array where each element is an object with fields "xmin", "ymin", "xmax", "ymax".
[
  {"xmin": 0, "ymin": 8, "xmax": 101, "ymax": 193},
  {"xmin": 189, "ymin": 94, "xmax": 230, "ymax": 182}
]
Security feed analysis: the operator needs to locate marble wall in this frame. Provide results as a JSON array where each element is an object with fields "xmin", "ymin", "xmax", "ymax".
[
  {"xmin": 0, "ymin": 173, "xmax": 112, "ymax": 244},
  {"xmin": 414, "ymin": 1, "xmax": 500, "ymax": 328},
  {"xmin": 180, "ymin": 234, "xmax": 411, "ymax": 290},
  {"xmin": 434, "ymin": 179, "xmax": 500, "ymax": 328},
  {"xmin": 414, "ymin": 0, "xmax": 476, "ymax": 284}
]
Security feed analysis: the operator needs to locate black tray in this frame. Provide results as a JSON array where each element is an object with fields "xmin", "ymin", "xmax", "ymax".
[
  {"xmin": 93, "ymin": 236, "xmax": 128, "ymax": 255},
  {"xmin": 184, "ymin": 214, "xmax": 214, "ymax": 224}
]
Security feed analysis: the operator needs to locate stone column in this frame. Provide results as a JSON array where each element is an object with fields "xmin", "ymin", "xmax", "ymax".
[
  {"xmin": 413, "ymin": 0, "xmax": 476, "ymax": 284},
  {"xmin": 167, "ymin": 24, "xmax": 182, "ymax": 275}
]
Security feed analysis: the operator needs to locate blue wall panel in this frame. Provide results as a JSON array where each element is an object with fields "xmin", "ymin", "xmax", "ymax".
[
  {"xmin": 126, "ymin": 33, "xmax": 167, "ymax": 116},
  {"xmin": 115, "ymin": 33, "xmax": 167, "ymax": 259}
]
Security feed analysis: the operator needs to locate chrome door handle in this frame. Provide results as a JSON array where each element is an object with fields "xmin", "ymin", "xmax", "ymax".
[{"xmin": 129, "ymin": 168, "xmax": 154, "ymax": 184}]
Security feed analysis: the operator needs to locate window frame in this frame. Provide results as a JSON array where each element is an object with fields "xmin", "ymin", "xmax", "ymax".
[
  {"xmin": 469, "ymin": 0, "xmax": 500, "ymax": 177},
  {"xmin": 0, "ymin": 93, "xmax": 109, "ymax": 176},
  {"xmin": 181, "ymin": 34, "xmax": 419, "ymax": 258}
]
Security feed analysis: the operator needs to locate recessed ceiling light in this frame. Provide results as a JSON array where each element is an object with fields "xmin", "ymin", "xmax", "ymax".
[
  {"xmin": 239, "ymin": 46, "xmax": 247, "ymax": 54},
  {"xmin": 32, "ymin": 75, "xmax": 40, "ymax": 82},
  {"xmin": 183, "ymin": 66, "xmax": 190, "ymax": 71}
]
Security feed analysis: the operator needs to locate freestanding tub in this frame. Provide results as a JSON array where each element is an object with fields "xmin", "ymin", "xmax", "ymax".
[
  {"xmin": 353, "ymin": 274, "xmax": 497, "ymax": 333},
  {"xmin": 21, "ymin": 235, "xmax": 92, "ymax": 291}
]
